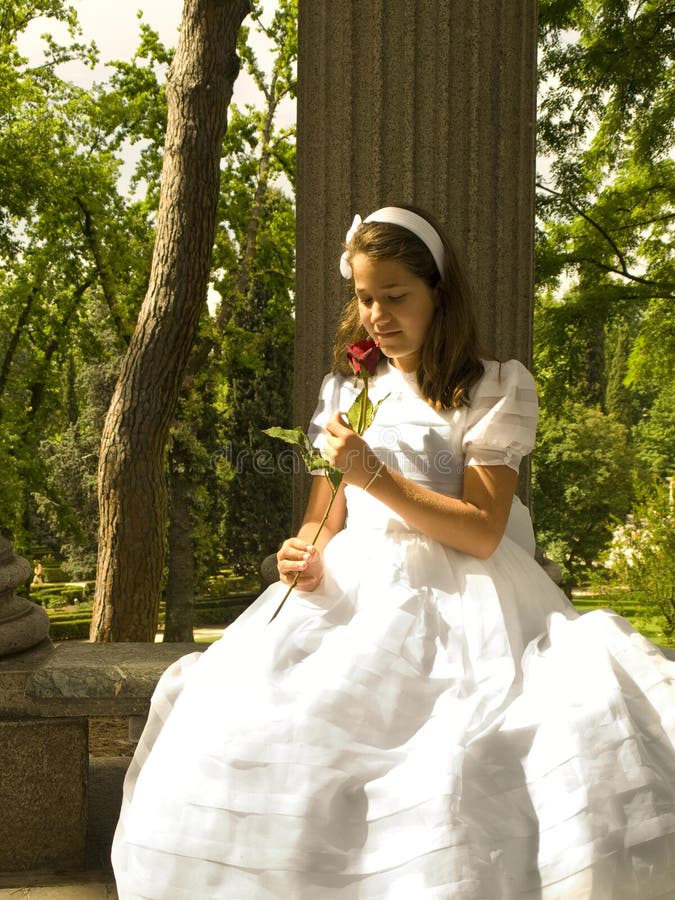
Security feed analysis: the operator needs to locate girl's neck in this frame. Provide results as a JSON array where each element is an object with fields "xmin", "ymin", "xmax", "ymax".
[{"xmin": 390, "ymin": 352, "xmax": 420, "ymax": 373}]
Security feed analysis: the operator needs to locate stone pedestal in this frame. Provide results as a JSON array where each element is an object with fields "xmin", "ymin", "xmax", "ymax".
[
  {"xmin": 0, "ymin": 641, "xmax": 205, "ymax": 876},
  {"xmin": 295, "ymin": 0, "xmax": 538, "ymax": 516},
  {"xmin": 0, "ymin": 718, "xmax": 88, "ymax": 872},
  {"xmin": 0, "ymin": 535, "xmax": 50, "ymax": 657}
]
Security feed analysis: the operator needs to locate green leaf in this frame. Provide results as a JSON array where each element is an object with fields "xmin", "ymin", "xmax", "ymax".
[
  {"xmin": 346, "ymin": 387, "xmax": 370, "ymax": 433},
  {"xmin": 262, "ymin": 425, "xmax": 313, "ymax": 462},
  {"xmin": 371, "ymin": 393, "xmax": 390, "ymax": 422},
  {"xmin": 345, "ymin": 388, "xmax": 391, "ymax": 434},
  {"xmin": 263, "ymin": 425, "xmax": 340, "ymax": 480}
]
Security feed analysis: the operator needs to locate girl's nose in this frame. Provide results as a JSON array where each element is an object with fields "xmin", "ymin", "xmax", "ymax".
[{"xmin": 370, "ymin": 300, "xmax": 388, "ymax": 322}]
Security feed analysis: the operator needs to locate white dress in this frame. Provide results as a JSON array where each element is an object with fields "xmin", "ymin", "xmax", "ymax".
[{"xmin": 112, "ymin": 360, "xmax": 675, "ymax": 900}]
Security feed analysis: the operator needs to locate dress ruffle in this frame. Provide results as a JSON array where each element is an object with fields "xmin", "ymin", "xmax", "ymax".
[
  {"xmin": 113, "ymin": 528, "xmax": 675, "ymax": 899},
  {"xmin": 112, "ymin": 361, "xmax": 675, "ymax": 898}
]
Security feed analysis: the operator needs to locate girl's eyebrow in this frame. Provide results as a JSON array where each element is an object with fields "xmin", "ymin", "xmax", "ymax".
[{"xmin": 356, "ymin": 283, "xmax": 406, "ymax": 292}]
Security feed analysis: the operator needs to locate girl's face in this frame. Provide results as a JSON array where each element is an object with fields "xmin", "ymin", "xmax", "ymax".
[{"xmin": 352, "ymin": 253, "xmax": 437, "ymax": 373}]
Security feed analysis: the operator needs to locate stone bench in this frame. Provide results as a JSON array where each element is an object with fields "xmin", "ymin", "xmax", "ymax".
[{"xmin": 0, "ymin": 640, "xmax": 205, "ymax": 880}]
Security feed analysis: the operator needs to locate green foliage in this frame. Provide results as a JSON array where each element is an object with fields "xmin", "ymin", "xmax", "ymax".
[
  {"xmin": 217, "ymin": 285, "xmax": 295, "ymax": 575},
  {"xmin": 165, "ymin": 362, "xmax": 229, "ymax": 600},
  {"xmin": 48, "ymin": 618, "xmax": 91, "ymax": 640},
  {"xmin": 596, "ymin": 485, "xmax": 675, "ymax": 636},
  {"xmin": 203, "ymin": 4, "xmax": 297, "ymax": 578},
  {"xmin": 633, "ymin": 383, "xmax": 675, "ymax": 482},
  {"xmin": 104, "ymin": 21, "xmax": 172, "ymax": 205},
  {"xmin": 0, "ymin": 3, "xmax": 157, "ymax": 551},
  {"xmin": 534, "ymin": 0, "xmax": 674, "ymax": 586},
  {"xmin": 0, "ymin": 2, "xmax": 300, "ymax": 602},
  {"xmin": 538, "ymin": 0, "xmax": 674, "ymax": 176},
  {"xmin": 42, "ymin": 584, "xmax": 256, "ymax": 640},
  {"xmin": 192, "ymin": 603, "xmax": 250, "ymax": 629},
  {"xmin": 30, "ymin": 580, "xmax": 93, "ymax": 607},
  {"xmin": 35, "ymin": 359, "xmax": 119, "ymax": 578},
  {"xmin": 532, "ymin": 403, "xmax": 633, "ymax": 582}
]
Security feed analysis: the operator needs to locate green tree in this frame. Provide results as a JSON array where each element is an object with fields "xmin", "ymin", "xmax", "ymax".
[
  {"xmin": 534, "ymin": 0, "xmax": 674, "ymax": 576},
  {"xmin": 532, "ymin": 403, "xmax": 634, "ymax": 584},
  {"xmin": 1, "ymin": 0, "xmax": 296, "ymax": 642},
  {"xmin": 0, "ymin": 1, "xmax": 150, "ymax": 555},
  {"xmin": 217, "ymin": 204, "xmax": 295, "ymax": 576},
  {"xmin": 35, "ymin": 360, "xmax": 119, "ymax": 579}
]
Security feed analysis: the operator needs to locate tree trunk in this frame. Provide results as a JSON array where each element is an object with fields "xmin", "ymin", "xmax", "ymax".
[
  {"xmin": 0, "ymin": 271, "xmax": 43, "ymax": 406},
  {"xmin": 163, "ymin": 459, "xmax": 195, "ymax": 642},
  {"xmin": 91, "ymin": 0, "xmax": 250, "ymax": 642},
  {"xmin": 76, "ymin": 197, "xmax": 132, "ymax": 344},
  {"xmin": 24, "ymin": 280, "xmax": 92, "ymax": 431}
]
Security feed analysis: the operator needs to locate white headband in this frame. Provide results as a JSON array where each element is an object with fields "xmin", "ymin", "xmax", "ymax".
[{"xmin": 339, "ymin": 207, "xmax": 446, "ymax": 280}]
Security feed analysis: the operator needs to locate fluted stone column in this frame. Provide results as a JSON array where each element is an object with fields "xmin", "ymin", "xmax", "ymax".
[
  {"xmin": 296, "ymin": 0, "xmax": 538, "ymax": 381},
  {"xmin": 294, "ymin": 0, "xmax": 538, "ymax": 515},
  {"xmin": 0, "ymin": 535, "xmax": 50, "ymax": 657}
]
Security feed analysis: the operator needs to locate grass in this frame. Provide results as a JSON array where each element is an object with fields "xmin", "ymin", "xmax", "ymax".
[{"xmin": 571, "ymin": 589, "xmax": 675, "ymax": 649}]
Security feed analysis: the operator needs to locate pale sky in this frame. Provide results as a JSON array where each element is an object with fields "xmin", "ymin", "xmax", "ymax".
[{"xmin": 18, "ymin": 0, "xmax": 295, "ymax": 140}]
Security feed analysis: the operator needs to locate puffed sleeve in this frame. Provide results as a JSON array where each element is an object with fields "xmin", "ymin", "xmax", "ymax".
[
  {"xmin": 461, "ymin": 359, "xmax": 539, "ymax": 472},
  {"xmin": 306, "ymin": 372, "xmax": 342, "ymax": 472}
]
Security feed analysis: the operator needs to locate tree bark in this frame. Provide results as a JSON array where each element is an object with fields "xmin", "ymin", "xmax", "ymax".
[{"xmin": 91, "ymin": 0, "xmax": 250, "ymax": 642}]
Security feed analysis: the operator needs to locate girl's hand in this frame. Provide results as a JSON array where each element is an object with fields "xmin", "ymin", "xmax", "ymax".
[
  {"xmin": 323, "ymin": 412, "xmax": 381, "ymax": 487},
  {"xmin": 276, "ymin": 538, "xmax": 323, "ymax": 591}
]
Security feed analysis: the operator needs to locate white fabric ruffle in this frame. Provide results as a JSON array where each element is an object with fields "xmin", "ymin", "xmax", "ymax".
[{"xmin": 113, "ymin": 528, "xmax": 675, "ymax": 898}]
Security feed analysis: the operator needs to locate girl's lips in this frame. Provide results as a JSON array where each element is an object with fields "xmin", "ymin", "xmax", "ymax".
[{"xmin": 374, "ymin": 331, "xmax": 400, "ymax": 337}]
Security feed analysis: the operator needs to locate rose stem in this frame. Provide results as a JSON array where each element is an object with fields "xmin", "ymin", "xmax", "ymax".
[{"xmin": 267, "ymin": 485, "xmax": 339, "ymax": 624}]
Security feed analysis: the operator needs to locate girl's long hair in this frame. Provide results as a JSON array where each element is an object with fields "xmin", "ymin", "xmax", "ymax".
[{"xmin": 332, "ymin": 204, "xmax": 485, "ymax": 409}]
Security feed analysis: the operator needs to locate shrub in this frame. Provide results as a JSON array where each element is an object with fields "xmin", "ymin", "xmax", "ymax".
[
  {"xmin": 48, "ymin": 596, "xmax": 68, "ymax": 610},
  {"xmin": 599, "ymin": 485, "xmax": 675, "ymax": 636},
  {"xmin": 48, "ymin": 619, "xmax": 91, "ymax": 640}
]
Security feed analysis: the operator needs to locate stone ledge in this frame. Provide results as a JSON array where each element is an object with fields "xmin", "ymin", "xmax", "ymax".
[{"xmin": 0, "ymin": 641, "xmax": 205, "ymax": 718}]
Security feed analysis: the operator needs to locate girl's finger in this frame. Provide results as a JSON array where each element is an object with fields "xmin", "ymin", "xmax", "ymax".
[{"xmin": 325, "ymin": 411, "xmax": 352, "ymax": 434}]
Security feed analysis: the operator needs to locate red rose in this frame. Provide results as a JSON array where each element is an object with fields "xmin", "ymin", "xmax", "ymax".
[{"xmin": 346, "ymin": 339, "xmax": 381, "ymax": 377}]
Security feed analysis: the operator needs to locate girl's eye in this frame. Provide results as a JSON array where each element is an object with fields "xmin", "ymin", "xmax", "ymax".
[{"xmin": 357, "ymin": 293, "xmax": 405, "ymax": 306}]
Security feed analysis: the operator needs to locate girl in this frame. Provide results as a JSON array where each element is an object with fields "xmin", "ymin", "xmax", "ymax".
[{"xmin": 113, "ymin": 206, "xmax": 675, "ymax": 899}]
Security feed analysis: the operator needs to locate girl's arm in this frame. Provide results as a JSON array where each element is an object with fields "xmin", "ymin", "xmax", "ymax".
[
  {"xmin": 324, "ymin": 412, "xmax": 516, "ymax": 559},
  {"xmin": 276, "ymin": 475, "xmax": 347, "ymax": 589},
  {"xmin": 368, "ymin": 461, "xmax": 516, "ymax": 559}
]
